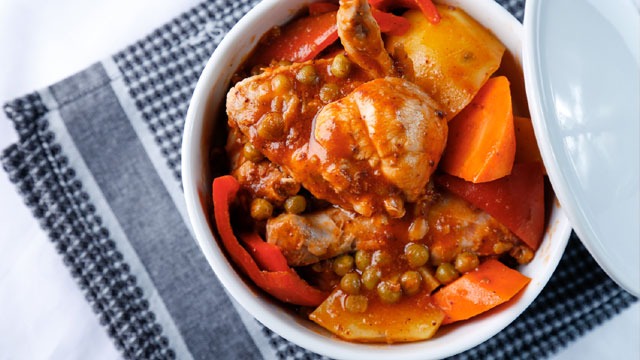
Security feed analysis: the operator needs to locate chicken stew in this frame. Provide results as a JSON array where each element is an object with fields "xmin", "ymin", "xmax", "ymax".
[{"xmin": 210, "ymin": 0, "xmax": 546, "ymax": 343}]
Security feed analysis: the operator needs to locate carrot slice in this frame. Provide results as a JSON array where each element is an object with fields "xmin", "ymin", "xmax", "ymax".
[
  {"xmin": 433, "ymin": 259, "xmax": 530, "ymax": 325},
  {"xmin": 435, "ymin": 162, "xmax": 546, "ymax": 250},
  {"xmin": 440, "ymin": 76, "xmax": 516, "ymax": 183}
]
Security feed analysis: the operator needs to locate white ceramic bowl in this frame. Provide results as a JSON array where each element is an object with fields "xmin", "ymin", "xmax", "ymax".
[{"xmin": 182, "ymin": 1, "xmax": 573, "ymax": 359}]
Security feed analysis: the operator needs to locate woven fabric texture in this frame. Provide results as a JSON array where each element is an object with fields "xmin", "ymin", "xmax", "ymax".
[{"xmin": 2, "ymin": 96, "xmax": 174, "ymax": 359}]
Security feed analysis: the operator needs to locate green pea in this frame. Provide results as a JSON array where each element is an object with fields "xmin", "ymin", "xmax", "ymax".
[
  {"xmin": 340, "ymin": 273, "xmax": 361, "ymax": 295},
  {"xmin": 332, "ymin": 254, "xmax": 354, "ymax": 276},
  {"xmin": 377, "ymin": 280, "xmax": 402, "ymax": 304},
  {"xmin": 271, "ymin": 73, "xmax": 292, "ymax": 95},
  {"xmin": 296, "ymin": 65, "xmax": 318, "ymax": 85},
  {"xmin": 400, "ymin": 271, "xmax": 422, "ymax": 296},
  {"xmin": 330, "ymin": 53, "xmax": 351, "ymax": 78},
  {"xmin": 242, "ymin": 143, "xmax": 263, "ymax": 162},
  {"xmin": 361, "ymin": 267, "xmax": 381, "ymax": 290},
  {"xmin": 344, "ymin": 295, "xmax": 368, "ymax": 313},
  {"xmin": 284, "ymin": 195, "xmax": 306, "ymax": 214},
  {"xmin": 454, "ymin": 252, "xmax": 479, "ymax": 273},
  {"xmin": 435, "ymin": 263, "xmax": 460, "ymax": 285},
  {"xmin": 404, "ymin": 243, "xmax": 430, "ymax": 268},
  {"xmin": 257, "ymin": 112, "xmax": 285, "ymax": 140},
  {"xmin": 354, "ymin": 250, "xmax": 371, "ymax": 271},
  {"xmin": 319, "ymin": 83, "xmax": 340, "ymax": 103},
  {"xmin": 250, "ymin": 198, "xmax": 273, "ymax": 220}
]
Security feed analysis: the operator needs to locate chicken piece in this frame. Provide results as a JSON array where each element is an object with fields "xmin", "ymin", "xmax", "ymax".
[
  {"xmin": 233, "ymin": 161, "xmax": 300, "ymax": 205},
  {"xmin": 226, "ymin": 126, "xmax": 300, "ymax": 205},
  {"xmin": 337, "ymin": 0, "xmax": 395, "ymax": 78},
  {"xmin": 267, "ymin": 191, "xmax": 526, "ymax": 267},
  {"xmin": 266, "ymin": 208, "xmax": 355, "ymax": 266},
  {"xmin": 313, "ymin": 77, "xmax": 447, "ymax": 216},
  {"xmin": 227, "ymin": 59, "xmax": 370, "ymax": 154},
  {"xmin": 426, "ymin": 192, "xmax": 520, "ymax": 265},
  {"xmin": 266, "ymin": 208, "xmax": 394, "ymax": 266},
  {"xmin": 228, "ymin": 72, "xmax": 447, "ymax": 217}
]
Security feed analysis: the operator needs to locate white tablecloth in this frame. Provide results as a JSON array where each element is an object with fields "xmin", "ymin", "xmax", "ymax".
[{"xmin": 0, "ymin": 1, "xmax": 637, "ymax": 359}]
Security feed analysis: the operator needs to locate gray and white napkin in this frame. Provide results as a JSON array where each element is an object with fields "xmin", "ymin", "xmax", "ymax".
[{"xmin": 1, "ymin": 0, "xmax": 636, "ymax": 359}]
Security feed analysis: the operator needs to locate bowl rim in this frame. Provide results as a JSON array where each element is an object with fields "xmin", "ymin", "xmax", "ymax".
[{"xmin": 182, "ymin": 1, "xmax": 572, "ymax": 359}]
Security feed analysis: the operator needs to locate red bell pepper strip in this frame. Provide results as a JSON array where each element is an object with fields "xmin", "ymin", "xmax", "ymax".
[
  {"xmin": 368, "ymin": 0, "xmax": 440, "ymax": 24},
  {"xmin": 240, "ymin": 232, "xmax": 289, "ymax": 272},
  {"xmin": 252, "ymin": 11, "xmax": 339, "ymax": 65},
  {"xmin": 212, "ymin": 175, "xmax": 327, "ymax": 306},
  {"xmin": 308, "ymin": 2, "xmax": 339, "ymax": 16},
  {"xmin": 369, "ymin": 0, "xmax": 418, "ymax": 10},
  {"xmin": 435, "ymin": 162, "xmax": 545, "ymax": 250},
  {"xmin": 414, "ymin": 0, "xmax": 441, "ymax": 24},
  {"xmin": 371, "ymin": 7, "xmax": 411, "ymax": 36}
]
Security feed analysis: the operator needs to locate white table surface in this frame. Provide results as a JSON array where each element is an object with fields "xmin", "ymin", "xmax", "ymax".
[{"xmin": 0, "ymin": 1, "xmax": 637, "ymax": 359}]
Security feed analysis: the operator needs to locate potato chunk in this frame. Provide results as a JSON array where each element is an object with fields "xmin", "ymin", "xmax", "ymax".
[
  {"xmin": 386, "ymin": 7, "xmax": 505, "ymax": 119},
  {"xmin": 310, "ymin": 289, "xmax": 444, "ymax": 343}
]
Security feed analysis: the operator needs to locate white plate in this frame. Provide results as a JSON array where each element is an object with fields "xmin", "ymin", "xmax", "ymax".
[{"xmin": 524, "ymin": 0, "xmax": 640, "ymax": 296}]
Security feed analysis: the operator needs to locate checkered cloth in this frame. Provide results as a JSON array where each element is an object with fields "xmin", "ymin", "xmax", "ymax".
[{"xmin": 1, "ymin": 0, "xmax": 636, "ymax": 359}]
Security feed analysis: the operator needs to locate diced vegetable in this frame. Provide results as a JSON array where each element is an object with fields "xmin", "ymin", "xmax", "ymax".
[
  {"xmin": 310, "ymin": 289, "xmax": 445, "ymax": 342},
  {"xmin": 440, "ymin": 76, "xmax": 516, "ymax": 183},
  {"xmin": 435, "ymin": 162, "xmax": 546, "ymax": 250},
  {"xmin": 514, "ymin": 116, "xmax": 545, "ymax": 171},
  {"xmin": 433, "ymin": 259, "xmax": 530, "ymax": 324},
  {"xmin": 386, "ymin": 7, "xmax": 505, "ymax": 119},
  {"xmin": 212, "ymin": 175, "xmax": 327, "ymax": 306}
]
